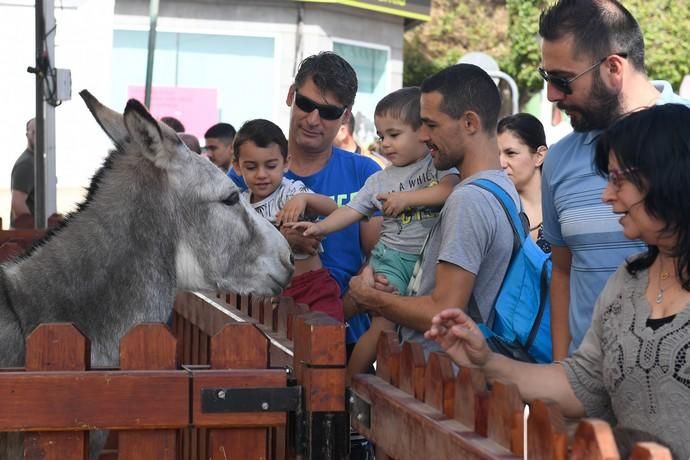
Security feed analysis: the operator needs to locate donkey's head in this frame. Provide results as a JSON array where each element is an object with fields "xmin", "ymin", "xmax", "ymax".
[{"xmin": 80, "ymin": 91, "xmax": 294, "ymax": 296}]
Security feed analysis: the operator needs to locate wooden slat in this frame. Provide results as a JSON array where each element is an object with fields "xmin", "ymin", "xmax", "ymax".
[
  {"xmin": 398, "ymin": 341, "xmax": 425, "ymax": 401},
  {"xmin": 526, "ymin": 399, "xmax": 568, "ymax": 460},
  {"xmin": 424, "ymin": 352, "xmax": 455, "ymax": 417},
  {"xmin": 24, "ymin": 323, "xmax": 88, "ymax": 460},
  {"xmin": 375, "ymin": 330, "xmax": 401, "ymax": 386},
  {"xmin": 571, "ymin": 419, "xmax": 619, "ymax": 460},
  {"xmin": 118, "ymin": 324, "xmax": 178, "ymax": 460},
  {"xmin": 629, "ymin": 443, "xmax": 673, "ymax": 460},
  {"xmin": 351, "ymin": 374, "xmax": 518, "ymax": 460},
  {"xmin": 207, "ymin": 324, "xmax": 270, "ymax": 459},
  {"xmin": 0, "ymin": 372, "xmax": 188, "ymax": 430},
  {"xmin": 454, "ymin": 367, "xmax": 488, "ymax": 435},
  {"xmin": 486, "ymin": 381, "xmax": 523, "ymax": 453}
]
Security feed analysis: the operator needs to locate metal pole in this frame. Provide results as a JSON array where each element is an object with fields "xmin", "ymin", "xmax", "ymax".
[
  {"xmin": 144, "ymin": 0, "xmax": 160, "ymax": 109},
  {"xmin": 34, "ymin": 0, "xmax": 46, "ymax": 228},
  {"xmin": 488, "ymin": 70, "xmax": 519, "ymax": 115}
]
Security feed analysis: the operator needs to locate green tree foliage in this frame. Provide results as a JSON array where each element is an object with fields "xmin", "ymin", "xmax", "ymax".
[{"xmin": 404, "ymin": 0, "xmax": 690, "ymax": 101}]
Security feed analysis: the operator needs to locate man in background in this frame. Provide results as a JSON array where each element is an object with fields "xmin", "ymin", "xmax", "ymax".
[
  {"xmin": 204, "ymin": 122, "xmax": 236, "ymax": 173},
  {"xmin": 334, "ymin": 113, "xmax": 361, "ymax": 153},
  {"xmin": 10, "ymin": 118, "xmax": 36, "ymax": 227},
  {"xmin": 539, "ymin": 0, "xmax": 690, "ymax": 358}
]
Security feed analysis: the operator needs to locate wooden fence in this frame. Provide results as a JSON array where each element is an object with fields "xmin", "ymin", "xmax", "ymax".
[
  {"xmin": 0, "ymin": 291, "xmax": 347, "ymax": 460},
  {"xmin": 349, "ymin": 330, "xmax": 673, "ymax": 460}
]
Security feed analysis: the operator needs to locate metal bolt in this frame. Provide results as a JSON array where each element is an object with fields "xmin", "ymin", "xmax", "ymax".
[
  {"xmin": 349, "ymin": 396, "xmax": 355, "ymax": 405},
  {"xmin": 261, "ymin": 402, "xmax": 270, "ymax": 411},
  {"xmin": 217, "ymin": 390, "xmax": 226, "ymax": 399},
  {"xmin": 356, "ymin": 413, "xmax": 364, "ymax": 421}
]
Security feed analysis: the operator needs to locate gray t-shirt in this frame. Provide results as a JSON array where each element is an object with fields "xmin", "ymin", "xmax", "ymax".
[
  {"xmin": 347, "ymin": 155, "xmax": 458, "ymax": 254},
  {"xmin": 400, "ymin": 169, "xmax": 520, "ymax": 351}
]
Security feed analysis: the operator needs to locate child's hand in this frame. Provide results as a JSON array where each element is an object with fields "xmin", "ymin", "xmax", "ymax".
[
  {"xmin": 282, "ymin": 221, "xmax": 324, "ymax": 237},
  {"xmin": 276, "ymin": 195, "xmax": 308, "ymax": 225},
  {"xmin": 377, "ymin": 191, "xmax": 409, "ymax": 217}
]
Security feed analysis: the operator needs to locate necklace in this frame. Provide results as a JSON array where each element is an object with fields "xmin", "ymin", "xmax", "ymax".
[{"xmin": 656, "ymin": 258, "xmax": 672, "ymax": 304}]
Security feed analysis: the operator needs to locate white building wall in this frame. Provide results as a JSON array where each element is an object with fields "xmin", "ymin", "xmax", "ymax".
[{"xmin": 0, "ymin": 0, "xmax": 405, "ymax": 227}]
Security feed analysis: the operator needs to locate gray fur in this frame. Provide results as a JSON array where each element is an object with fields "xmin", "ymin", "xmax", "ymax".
[{"xmin": 0, "ymin": 92, "xmax": 294, "ymax": 457}]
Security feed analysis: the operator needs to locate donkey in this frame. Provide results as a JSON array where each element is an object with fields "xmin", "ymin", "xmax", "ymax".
[{"xmin": 0, "ymin": 91, "xmax": 294, "ymax": 458}]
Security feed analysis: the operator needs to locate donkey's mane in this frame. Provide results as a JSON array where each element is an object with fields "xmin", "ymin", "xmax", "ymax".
[{"xmin": 16, "ymin": 148, "xmax": 124, "ymax": 261}]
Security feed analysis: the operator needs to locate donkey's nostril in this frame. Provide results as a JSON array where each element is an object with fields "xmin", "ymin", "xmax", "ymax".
[{"xmin": 289, "ymin": 253, "xmax": 295, "ymax": 266}]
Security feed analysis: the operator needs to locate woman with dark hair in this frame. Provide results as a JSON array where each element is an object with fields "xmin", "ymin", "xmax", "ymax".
[
  {"xmin": 425, "ymin": 104, "xmax": 690, "ymax": 458},
  {"xmin": 497, "ymin": 113, "xmax": 549, "ymax": 252}
]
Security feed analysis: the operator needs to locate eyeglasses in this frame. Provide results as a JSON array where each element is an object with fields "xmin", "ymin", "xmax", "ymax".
[
  {"xmin": 293, "ymin": 92, "xmax": 347, "ymax": 120},
  {"xmin": 538, "ymin": 52, "xmax": 628, "ymax": 95},
  {"xmin": 607, "ymin": 166, "xmax": 637, "ymax": 188}
]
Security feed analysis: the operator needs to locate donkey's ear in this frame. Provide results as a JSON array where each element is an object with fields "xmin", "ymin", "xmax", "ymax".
[
  {"xmin": 80, "ymin": 90, "xmax": 129, "ymax": 146},
  {"xmin": 122, "ymin": 98, "xmax": 176, "ymax": 169}
]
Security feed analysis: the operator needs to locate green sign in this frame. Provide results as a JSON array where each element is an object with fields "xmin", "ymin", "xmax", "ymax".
[{"xmin": 299, "ymin": 0, "xmax": 431, "ymax": 21}]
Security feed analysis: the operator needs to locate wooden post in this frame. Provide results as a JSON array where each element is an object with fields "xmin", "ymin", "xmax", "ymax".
[{"xmin": 293, "ymin": 312, "xmax": 347, "ymax": 460}]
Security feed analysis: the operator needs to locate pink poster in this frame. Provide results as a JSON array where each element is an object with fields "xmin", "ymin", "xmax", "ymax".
[{"xmin": 127, "ymin": 86, "xmax": 218, "ymax": 140}]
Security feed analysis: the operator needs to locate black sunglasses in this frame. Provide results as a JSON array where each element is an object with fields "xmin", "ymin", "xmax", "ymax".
[
  {"xmin": 293, "ymin": 92, "xmax": 347, "ymax": 120},
  {"xmin": 538, "ymin": 52, "xmax": 628, "ymax": 95}
]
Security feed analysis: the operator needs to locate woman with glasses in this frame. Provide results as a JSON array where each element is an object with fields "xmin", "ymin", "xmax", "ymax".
[
  {"xmin": 497, "ymin": 114, "xmax": 550, "ymax": 253},
  {"xmin": 425, "ymin": 104, "xmax": 690, "ymax": 458}
]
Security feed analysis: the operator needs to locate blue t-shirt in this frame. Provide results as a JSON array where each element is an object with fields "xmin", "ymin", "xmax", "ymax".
[
  {"xmin": 542, "ymin": 89, "xmax": 690, "ymax": 353},
  {"xmin": 229, "ymin": 147, "xmax": 382, "ymax": 344}
]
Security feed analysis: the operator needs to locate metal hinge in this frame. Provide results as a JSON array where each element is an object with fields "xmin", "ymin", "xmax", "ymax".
[
  {"xmin": 347, "ymin": 388, "xmax": 371, "ymax": 429},
  {"xmin": 201, "ymin": 386, "xmax": 302, "ymax": 413}
]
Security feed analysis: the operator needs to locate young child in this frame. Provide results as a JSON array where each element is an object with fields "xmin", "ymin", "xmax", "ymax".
[
  {"xmin": 232, "ymin": 119, "xmax": 343, "ymax": 321},
  {"xmin": 289, "ymin": 87, "xmax": 460, "ymax": 381}
]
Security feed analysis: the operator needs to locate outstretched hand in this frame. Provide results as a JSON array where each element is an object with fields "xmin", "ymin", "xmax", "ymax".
[
  {"xmin": 377, "ymin": 191, "xmax": 409, "ymax": 217},
  {"xmin": 276, "ymin": 195, "xmax": 307, "ymax": 226},
  {"xmin": 282, "ymin": 220, "xmax": 324, "ymax": 237},
  {"xmin": 424, "ymin": 308, "xmax": 491, "ymax": 369}
]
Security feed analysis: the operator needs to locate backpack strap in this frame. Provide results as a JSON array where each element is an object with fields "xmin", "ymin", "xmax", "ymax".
[{"xmin": 466, "ymin": 178, "xmax": 524, "ymax": 329}]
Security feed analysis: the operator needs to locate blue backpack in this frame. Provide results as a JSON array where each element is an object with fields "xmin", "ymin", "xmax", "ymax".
[{"xmin": 467, "ymin": 179, "xmax": 553, "ymax": 363}]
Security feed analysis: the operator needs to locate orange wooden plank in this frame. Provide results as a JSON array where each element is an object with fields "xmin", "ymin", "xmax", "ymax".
[
  {"xmin": 454, "ymin": 367, "xmax": 488, "ymax": 435},
  {"xmin": 398, "ymin": 341, "xmax": 425, "ymax": 401},
  {"xmin": 207, "ymin": 324, "xmax": 270, "ymax": 460},
  {"xmin": 23, "ymin": 323, "xmax": 88, "ymax": 459},
  {"xmin": 375, "ymin": 330, "xmax": 401, "ymax": 386},
  {"xmin": 351, "ymin": 374, "xmax": 518, "ymax": 460},
  {"xmin": 526, "ymin": 399, "xmax": 568, "ymax": 460},
  {"xmin": 0, "ymin": 371, "xmax": 188, "ymax": 430},
  {"xmin": 629, "ymin": 443, "xmax": 673, "ymax": 460},
  {"xmin": 117, "ymin": 324, "xmax": 178, "ymax": 460},
  {"xmin": 486, "ymin": 381, "xmax": 523, "ymax": 453},
  {"xmin": 424, "ymin": 352, "xmax": 455, "ymax": 417}
]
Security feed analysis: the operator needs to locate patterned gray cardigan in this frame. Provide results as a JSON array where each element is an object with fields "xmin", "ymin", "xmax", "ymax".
[{"xmin": 562, "ymin": 264, "xmax": 690, "ymax": 459}]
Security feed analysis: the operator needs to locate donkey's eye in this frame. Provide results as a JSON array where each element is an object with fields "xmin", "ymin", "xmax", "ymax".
[{"xmin": 221, "ymin": 191, "xmax": 239, "ymax": 206}]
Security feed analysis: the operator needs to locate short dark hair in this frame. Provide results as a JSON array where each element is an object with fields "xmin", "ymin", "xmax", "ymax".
[
  {"xmin": 594, "ymin": 104, "xmax": 690, "ymax": 290},
  {"xmin": 539, "ymin": 0, "xmax": 645, "ymax": 72},
  {"xmin": 420, "ymin": 64, "xmax": 500, "ymax": 133},
  {"xmin": 497, "ymin": 113, "xmax": 547, "ymax": 151},
  {"xmin": 375, "ymin": 87, "xmax": 422, "ymax": 130},
  {"xmin": 233, "ymin": 119, "xmax": 288, "ymax": 162},
  {"xmin": 161, "ymin": 116, "xmax": 185, "ymax": 133},
  {"xmin": 294, "ymin": 52, "xmax": 358, "ymax": 107},
  {"xmin": 204, "ymin": 123, "xmax": 236, "ymax": 144}
]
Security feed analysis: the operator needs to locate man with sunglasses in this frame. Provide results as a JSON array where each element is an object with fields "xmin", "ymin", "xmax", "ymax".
[
  {"xmin": 228, "ymin": 52, "xmax": 382, "ymax": 354},
  {"xmin": 538, "ymin": 0, "xmax": 689, "ymax": 359}
]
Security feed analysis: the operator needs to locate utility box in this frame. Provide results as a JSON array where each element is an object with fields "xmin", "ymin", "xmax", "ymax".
[{"xmin": 55, "ymin": 68, "xmax": 72, "ymax": 102}]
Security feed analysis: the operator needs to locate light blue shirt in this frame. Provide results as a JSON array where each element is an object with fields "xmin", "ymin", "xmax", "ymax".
[{"xmin": 542, "ymin": 87, "xmax": 690, "ymax": 353}]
